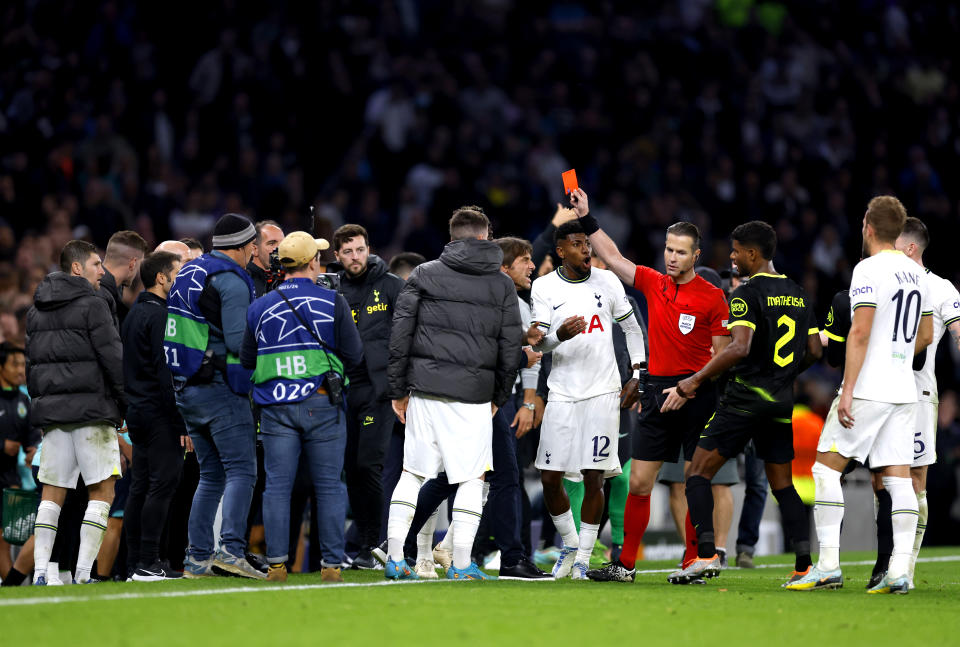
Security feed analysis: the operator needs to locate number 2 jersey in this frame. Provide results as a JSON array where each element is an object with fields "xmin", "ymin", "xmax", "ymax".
[
  {"xmin": 848, "ymin": 250, "xmax": 931, "ymax": 404},
  {"xmin": 723, "ymin": 273, "xmax": 819, "ymax": 419},
  {"xmin": 531, "ymin": 267, "xmax": 640, "ymax": 402}
]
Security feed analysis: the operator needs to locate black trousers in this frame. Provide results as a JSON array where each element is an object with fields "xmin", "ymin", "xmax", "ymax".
[
  {"xmin": 125, "ymin": 422, "xmax": 184, "ymax": 569},
  {"xmin": 344, "ymin": 387, "xmax": 394, "ymax": 549}
]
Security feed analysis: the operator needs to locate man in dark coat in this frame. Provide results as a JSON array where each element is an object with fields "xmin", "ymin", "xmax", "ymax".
[
  {"xmin": 383, "ymin": 206, "xmax": 521, "ymax": 581},
  {"xmin": 26, "ymin": 240, "xmax": 126, "ymax": 585}
]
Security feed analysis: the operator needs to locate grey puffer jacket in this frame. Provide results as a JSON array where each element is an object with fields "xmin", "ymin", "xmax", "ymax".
[
  {"xmin": 26, "ymin": 272, "xmax": 126, "ymax": 427},
  {"xmin": 387, "ymin": 238, "xmax": 522, "ymax": 407}
]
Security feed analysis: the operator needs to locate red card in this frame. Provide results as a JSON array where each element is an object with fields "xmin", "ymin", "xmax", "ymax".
[{"xmin": 562, "ymin": 169, "xmax": 578, "ymax": 194}]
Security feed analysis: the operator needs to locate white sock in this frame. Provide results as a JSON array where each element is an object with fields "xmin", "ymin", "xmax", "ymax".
[
  {"xmin": 33, "ymin": 500, "xmax": 61, "ymax": 583},
  {"xmin": 386, "ymin": 471, "xmax": 424, "ymax": 561},
  {"xmin": 451, "ymin": 478, "xmax": 484, "ymax": 570},
  {"xmin": 575, "ymin": 522, "xmax": 599, "ymax": 566},
  {"xmin": 438, "ymin": 525, "xmax": 453, "ymax": 551},
  {"xmin": 812, "ymin": 462, "xmax": 844, "ymax": 571},
  {"xmin": 883, "ymin": 476, "xmax": 918, "ymax": 579},
  {"xmin": 417, "ymin": 508, "xmax": 439, "ymax": 562},
  {"xmin": 47, "ymin": 562, "xmax": 60, "ymax": 584},
  {"xmin": 909, "ymin": 490, "xmax": 928, "ymax": 582},
  {"xmin": 75, "ymin": 500, "xmax": 110, "ymax": 583},
  {"xmin": 550, "ymin": 509, "xmax": 579, "ymax": 549}
]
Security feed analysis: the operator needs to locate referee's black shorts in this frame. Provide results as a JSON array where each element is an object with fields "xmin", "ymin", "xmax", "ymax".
[
  {"xmin": 697, "ymin": 405, "xmax": 794, "ymax": 464},
  {"xmin": 632, "ymin": 375, "xmax": 717, "ymax": 463}
]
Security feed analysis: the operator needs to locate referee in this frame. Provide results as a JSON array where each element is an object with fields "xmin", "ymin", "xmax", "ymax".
[{"xmin": 566, "ymin": 189, "xmax": 731, "ymax": 583}]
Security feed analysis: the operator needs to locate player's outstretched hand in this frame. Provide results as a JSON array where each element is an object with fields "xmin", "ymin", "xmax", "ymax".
[
  {"xmin": 619, "ymin": 377, "xmax": 641, "ymax": 410},
  {"xmin": 522, "ymin": 346, "xmax": 542, "ymax": 368},
  {"xmin": 838, "ymin": 391, "xmax": 855, "ymax": 429},
  {"xmin": 526, "ymin": 324, "xmax": 545, "ymax": 346},
  {"xmin": 392, "ymin": 395, "xmax": 410, "ymax": 424},
  {"xmin": 557, "ymin": 315, "xmax": 587, "ymax": 341},
  {"xmin": 659, "ymin": 386, "xmax": 689, "ymax": 412},
  {"xmin": 569, "ymin": 188, "xmax": 589, "ymax": 218},
  {"xmin": 552, "ymin": 203, "xmax": 578, "ymax": 227}
]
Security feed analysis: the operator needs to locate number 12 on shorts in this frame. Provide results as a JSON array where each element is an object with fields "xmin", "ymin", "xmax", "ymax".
[{"xmin": 592, "ymin": 435, "xmax": 610, "ymax": 459}]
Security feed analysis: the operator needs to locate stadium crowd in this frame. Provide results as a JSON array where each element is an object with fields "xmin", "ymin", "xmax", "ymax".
[{"xmin": 1, "ymin": 1, "xmax": 960, "ymax": 588}]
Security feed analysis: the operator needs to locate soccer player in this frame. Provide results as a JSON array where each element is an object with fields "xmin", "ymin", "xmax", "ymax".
[
  {"xmin": 891, "ymin": 217, "xmax": 959, "ymax": 587},
  {"xmin": 529, "ymin": 218, "xmax": 647, "ymax": 580},
  {"xmin": 566, "ymin": 189, "xmax": 729, "ymax": 583},
  {"xmin": 670, "ymin": 221, "xmax": 822, "ymax": 585},
  {"xmin": 788, "ymin": 196, "xmax": 933, "ymax": 594}
]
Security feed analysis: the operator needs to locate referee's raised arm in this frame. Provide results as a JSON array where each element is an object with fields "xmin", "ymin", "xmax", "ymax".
[{"xmin": 568, "ymin": 188, "xmax": 637, "ymax": 285}]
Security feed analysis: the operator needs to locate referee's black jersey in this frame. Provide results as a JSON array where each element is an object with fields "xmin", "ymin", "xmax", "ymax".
[
  {"xmin": 721, "ymin": 273, "xmax": 819, "ymax": 418},
  {"xmin": 822, "ymin": 289, "xmax": 850, "ymax": 370}
]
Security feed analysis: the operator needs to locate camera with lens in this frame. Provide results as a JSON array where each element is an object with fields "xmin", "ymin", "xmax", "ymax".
[{"xmin": 265, "ymin": 248, "xmax": 287, "ymax": 292}]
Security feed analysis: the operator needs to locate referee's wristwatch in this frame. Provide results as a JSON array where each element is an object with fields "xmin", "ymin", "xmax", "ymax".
[{"xmin": 522, "ymin": 402, "xmax": 536, "ymax": 411}]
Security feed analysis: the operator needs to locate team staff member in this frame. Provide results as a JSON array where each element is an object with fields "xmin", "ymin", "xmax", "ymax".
[
  {"xmin": 164, "ymin": 213, "xmax": 262, "ymax": 580},
  {"xmin": 0, "ymin": 343, "xmax": 40, "ymax": 586},
  {"xmin": 330, "ymin": 224, "xmax": 404, "ymax": 569},
  {"xmin": 570, "ymin": 189, "xmax": 730, "ymax": 583},
  {"xmin": 241, "ymin": 232, "xmax": 364, "ymax": 583},
  {"xmin": 100, "ymin": 230, "xmax": 148, "ymax": 325},
  {"xmin": 122, "ymin": 251, "xmax": 187, "ymax": 581}
]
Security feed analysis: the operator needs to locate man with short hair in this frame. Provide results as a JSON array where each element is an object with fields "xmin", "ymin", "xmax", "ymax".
[
  {"xmin": 529, "ymin": 216, "xmax": 647, "ymax": 580},
  {"xmin": 569, "ymin": 189, "xmax": 729, "ymax": 583},
  {"xmin": 674, "ymin": 221, "xmax": 822, "ymax": 587},
  {"xmin": 388, "ymin": 252, "xmax": 425, "ymax": 281},
  {"xmin": 101, "ymin": 230, "xmax": 148, "ymax": 324},
  {"xmin": 179, "ymin": 238, "xmax": 204, "ymax": 261},
  {"xmin": 164, "ymin": 213, "xmax": 263, "ymax": 579},
  {"xmin": 123, "ymin": 251, "xmax": 187, "ymax": 581},
  {"xmin": 793, "ymin": 198, "xmax": 934, "ymax": 594},
  {"xmin": 385, "ymin": 206, "xmax": 522, "ymax": 580},
  {"xmin": 247, "ymin": 220, "xmax": 285, "ymax": 297},
  {"xmin": 331, "ymin": 223, "xmax": 405, "ymax": 568},
  {"xmin": 241, "ymin": 232, "xmax": 364, "ymax": 583},
  {"xmin": 27, "ymin": 240, "xmax": 126, "ymax": 585}
]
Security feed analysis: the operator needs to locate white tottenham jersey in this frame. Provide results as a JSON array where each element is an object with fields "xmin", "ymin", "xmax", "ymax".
[
  {"xmin": 531, "ymin": 267, "xmax": 634, "ymax": 402},
  {"xmin": 915, "ymin": 268, "xmax": 960, "ymax": 403},
  {"xmin": 848, "ymin": 250, "xmax": 930, "ymax": 403}
]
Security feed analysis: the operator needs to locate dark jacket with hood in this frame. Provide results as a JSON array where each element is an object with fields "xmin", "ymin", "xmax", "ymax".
[
  {"xmin": 26, "ymin": 272, "xmax": 126, "ymax": 427},
  {"xmin": 387, "ymin": 239, "xmax": 522, "ymax": 407},
  {"xmin": 329, "ymin": 254, "xmax": 404, "ymax": 399}
]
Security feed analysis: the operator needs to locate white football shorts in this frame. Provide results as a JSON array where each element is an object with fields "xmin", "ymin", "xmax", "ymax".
[
  {"xmin": 38, "ymin": 423, "xmax": 122, "ymax": 489},
  {"xmin": 403, "ymin": 393, "xmax": 493, "ymax": 484},
  {"xmin": 536, "ymin": 391, "xmax": 622, "ymax": 482},
  {"xmin": 817, "ymin": 397, "xmax": 916, "ymax": 468}
]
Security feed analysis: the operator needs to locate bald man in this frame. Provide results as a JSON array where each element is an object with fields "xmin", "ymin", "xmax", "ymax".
[{"xmin": 155, "ymin": 240, "xmax": 191, "ymax": 259}]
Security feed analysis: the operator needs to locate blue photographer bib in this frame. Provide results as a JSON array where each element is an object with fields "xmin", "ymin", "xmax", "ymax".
[
  {"xmin": 164, "ymin": 254, "xmax": 256, "ymax": 395},
  {"xmin": 246, "ymin": 278, "xmax": 347, "ymax": 406}
]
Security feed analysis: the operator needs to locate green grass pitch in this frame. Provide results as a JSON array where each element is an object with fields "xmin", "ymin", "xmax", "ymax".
[{"xmin": 3, "ymin": 548, "xmax": 959, "ymax": 646}]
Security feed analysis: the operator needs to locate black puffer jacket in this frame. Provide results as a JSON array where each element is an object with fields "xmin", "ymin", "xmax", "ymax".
[
  {"xmin": 330, "ymin": 255, "xmax": 405, "ymax": 399},
  {"xmin": 387, "ymin": 239, "xmax": 522, "ymax": 407},
  {"xmin": 26, "ymin": 272, "xmax": 126, "ymax": 427}
]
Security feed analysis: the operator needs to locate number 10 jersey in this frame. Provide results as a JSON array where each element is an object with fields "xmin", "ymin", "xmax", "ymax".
[
  {"xmin": 848, "ymin": 250, "xmax": 931, "ymax": 404},
  {"xmin": 723, "ymin": 273, "xmax": 819, "ymax": 418}
]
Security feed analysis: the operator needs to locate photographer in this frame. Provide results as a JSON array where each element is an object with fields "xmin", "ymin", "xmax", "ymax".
[
  {"xmin": 240, "ymin": 232, "xmax": 363, "ymax": 582},
  {"xmin": 164, "ymin": 213, "xmax": 261, "ymax": 580},
  {"xmin": 246, "ymin": 221, "xmax": 285, "ymax": 297}
]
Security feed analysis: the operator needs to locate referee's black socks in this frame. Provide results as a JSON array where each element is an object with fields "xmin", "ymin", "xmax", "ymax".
[
  {"xmin": 685, "ymin": 475, "xmax": 716, "ymax": 559},
  {"xmin": 771, "ymin": 485, "xmax": 813, "ymax": 572}
]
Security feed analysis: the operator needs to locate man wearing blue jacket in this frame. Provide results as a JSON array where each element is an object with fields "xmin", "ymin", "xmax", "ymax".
[
  {"xmin": 164, "ymin": 213, "xmax": 261, "ymax": 579},
  {"xmin": 241, "ymin": 232, "xmax": 364, "ymax": 583}
]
